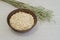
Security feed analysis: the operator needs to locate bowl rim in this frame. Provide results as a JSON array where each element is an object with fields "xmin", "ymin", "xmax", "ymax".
[{"xmin": 7, "ymin": 9, "xmax": 37, "ymax": 33}]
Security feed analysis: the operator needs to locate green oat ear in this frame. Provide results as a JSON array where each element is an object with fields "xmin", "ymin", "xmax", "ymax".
[{"xmin": 2, "ymin": 0, "xmax": 53, "ymax": 21}]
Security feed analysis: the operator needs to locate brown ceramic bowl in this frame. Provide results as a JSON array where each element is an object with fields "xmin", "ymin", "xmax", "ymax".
[{"xmin": 7, "ymin": 9, "xmax": 37, "ymax": 33}]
